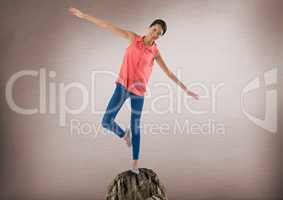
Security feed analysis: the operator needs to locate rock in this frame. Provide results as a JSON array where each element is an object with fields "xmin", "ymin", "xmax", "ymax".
[{"xmin": 105, "ymin": 168, "xmax": 168, "ymax": 200}]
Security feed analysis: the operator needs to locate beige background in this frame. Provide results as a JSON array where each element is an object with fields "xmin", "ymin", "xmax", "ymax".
[{"xmin": 1, "ymin": 0, "xmax": 282, "ymax": 199}]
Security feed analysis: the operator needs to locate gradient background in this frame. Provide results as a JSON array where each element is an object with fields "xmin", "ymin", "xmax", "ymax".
[{"xmin": 1, "ymin": 0, "xmax": 282, "ymax": 199}]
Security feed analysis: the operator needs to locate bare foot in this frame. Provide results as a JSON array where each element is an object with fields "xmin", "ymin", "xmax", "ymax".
[
  {"xmin": 131, "ymin": 159, "xmax": 140, "ymax": 174},
  {"xmin": 132, "ymin": 159, "xmax": 139, "ymax": 169},
  {"xmin": 122, "ymin": 128, "xmax": 131, "ymax": 147}
]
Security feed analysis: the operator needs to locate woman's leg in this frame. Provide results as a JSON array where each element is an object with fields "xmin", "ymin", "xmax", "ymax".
[
  {"xmin": 129, "ymin": 93, "xmax": 144, "ymax": 164},
  {"xmin": 101, "ymin": 83, "xmax": 129, "ymax": 138}
]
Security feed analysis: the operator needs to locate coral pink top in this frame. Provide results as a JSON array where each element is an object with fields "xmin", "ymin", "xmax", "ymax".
[{"xmin": 115, "ymin": 34, "xmax": 159, "ymax": 96}]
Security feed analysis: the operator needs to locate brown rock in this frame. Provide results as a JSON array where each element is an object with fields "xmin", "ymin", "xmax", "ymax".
[{"xmin": 106, "ymin": 168, "xmax": 168, "ymax": 200}]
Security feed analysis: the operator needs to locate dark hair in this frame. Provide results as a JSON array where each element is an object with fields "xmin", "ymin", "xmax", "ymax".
[{"xmin": 149, "ymin": 19, "xmax": 167, "ymax": 36}]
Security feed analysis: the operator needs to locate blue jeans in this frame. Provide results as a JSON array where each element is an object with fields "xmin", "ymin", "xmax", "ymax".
[{"xmin": 101, "ymin": 82, "xmax": 144, "ymax": 160}]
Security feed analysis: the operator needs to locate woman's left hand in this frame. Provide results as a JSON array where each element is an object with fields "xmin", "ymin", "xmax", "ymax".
[{"xmin": 186, "ymin": 90, "xmax": 199, "ymax": 100}]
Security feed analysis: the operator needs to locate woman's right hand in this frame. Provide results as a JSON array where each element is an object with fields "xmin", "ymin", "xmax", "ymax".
[{"xmin": 68, "ymin": 7, "xmax": 85, "ymax": 19}]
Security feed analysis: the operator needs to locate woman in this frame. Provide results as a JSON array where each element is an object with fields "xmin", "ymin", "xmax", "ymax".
[{"xmin": 69, "ymin": 7, "xmax": 199, "ymax": 174}]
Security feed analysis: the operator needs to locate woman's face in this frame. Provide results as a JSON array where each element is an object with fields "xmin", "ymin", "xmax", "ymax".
[{"xmin": 146, "ymin": 24, "xmax": 163, "ymax": 41}]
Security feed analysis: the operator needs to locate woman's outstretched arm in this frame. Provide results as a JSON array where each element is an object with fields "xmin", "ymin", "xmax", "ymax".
[
  {"xmin": 68, "ymin": 7, "xmax": 137, "ymax": 43},
  {"xmin": 155, "ymin": 50, "xmax": 199, "ymax": 100}
]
